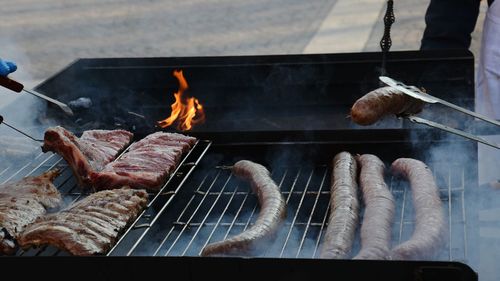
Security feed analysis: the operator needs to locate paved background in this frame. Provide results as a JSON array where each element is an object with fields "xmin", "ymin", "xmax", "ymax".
[{"xmin": 0, "ymin": 0, "xmax": 487, "ymax": 90}]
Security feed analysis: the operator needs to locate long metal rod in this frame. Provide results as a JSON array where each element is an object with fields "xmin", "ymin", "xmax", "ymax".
[
  {"xmin": 123, "ymin": 140, "xmax": 211, "ymax": 256},
  {"xmin": 221, "ymin": 192, "xmax": 251, "ymax": 239},
  {"xmin": 407, "ymin": 116, "xmax": 500, "ymax": 149},
  {"xmin": 398, "ymin": 177, "xmax": 407, "ymax": 244},
  {"xmin": 152, "ymin": 173, "xmax": 211, "ymax": 256},
  {"xmin": 2, "ymin": 152, "xmax": 54, "ymax": 184},
  {"xmin": 180, "ymin": 173, "xmax": 233, "ymax": 256},
  {"xmin": 198, "ymin": 181, "xmax": 242, "ymax": 255},
  {"xmin": 0, "ymin": 121, "xmax": 43, "ymax": 142},
  {"xmin": 163, "ymin": 170, "xmax": 224, "ymax": 256},
  {"xmin": 437, "ymin": 98, "xmax": 500, "ymax": 128},
  {"xmin": 170, "ymin": 222, "xmax": 328, "ymax": 227},
  {"xmin": 279, "ymin": 168, "xmax": 315, "ymax": 257},
  {"xmin": 461, "ymin": 168, "xmax": 468, "ymax": 260},
  {"xmin": 447, "ymin": 167, "xmax": 452, "ymax": 261},
  {"xmin": 295, "ymin": 167, "xmax": 328, "ymax": 258},
  {"xmin": 312, "ymin": 203, "xmax": 330, "ymax": 258}
]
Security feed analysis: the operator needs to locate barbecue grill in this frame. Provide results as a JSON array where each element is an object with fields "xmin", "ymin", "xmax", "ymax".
[{"xmin": 2, "ymin": 50, "xmax": 495, "ymax": 281}]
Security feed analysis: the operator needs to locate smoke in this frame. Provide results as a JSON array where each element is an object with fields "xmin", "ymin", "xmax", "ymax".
[
  {"xmin": 0, "ymin": 38, "xmax": 55, "ymax": 170},
  {"xmin": 405, "ymin": 114, "xmax": 500, "ymax": 275},
  {"xmin": 478, "ymin": 135, "xmax": 500, "ymax": 186}
]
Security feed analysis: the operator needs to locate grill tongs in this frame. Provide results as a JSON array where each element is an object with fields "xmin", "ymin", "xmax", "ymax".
[{"xmin": 380, "ymin": 76, "xmax": 500, "ymax": 149}]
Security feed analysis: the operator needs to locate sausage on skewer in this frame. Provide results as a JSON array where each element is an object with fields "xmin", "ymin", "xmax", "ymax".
[{"xmin": 201, "ymin": 160, "xmax": 286, "ymax": 256}]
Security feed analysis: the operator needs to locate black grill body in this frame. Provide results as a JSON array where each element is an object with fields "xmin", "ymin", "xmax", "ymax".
[{"xmin": 2, "ymin": 50, "xmax": 486, "ymax": 281}]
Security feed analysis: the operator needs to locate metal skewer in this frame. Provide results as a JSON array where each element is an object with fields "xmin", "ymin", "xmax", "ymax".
[
  {"xmin": 380, "ymin": 76, "xmax": 500, "ymax": 149},
  {"xmin": 0, "ymin": 115, "xmax": 43, "ymax": 142}
]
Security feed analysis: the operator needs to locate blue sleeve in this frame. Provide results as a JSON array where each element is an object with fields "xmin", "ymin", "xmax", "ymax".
[{"xmin": 0, "ymin": 59, "xmax": 17, "ymax": 76}]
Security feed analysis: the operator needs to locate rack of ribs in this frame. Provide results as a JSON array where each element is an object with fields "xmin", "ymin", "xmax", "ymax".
[
  {"xmin": 42, "ymin": 126, "xmax": 133, "ymax": 187},
  {"xmin": 90, "ymin": 132, "xmax": 196, "ymax": 191},
  {"xmin": 18, "ymin": 187, "xmax": 148, "ymax": 256}
]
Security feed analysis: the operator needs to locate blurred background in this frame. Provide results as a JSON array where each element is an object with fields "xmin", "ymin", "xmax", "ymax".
[{"xmin": 0, "ymin": 0, "xmax": 487, "ymax": 108}]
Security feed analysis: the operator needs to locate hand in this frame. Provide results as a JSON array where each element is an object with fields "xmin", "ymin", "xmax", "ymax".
[{"xmin": 0, "ymin": 59, "xmax": 17, "ymax": 76}]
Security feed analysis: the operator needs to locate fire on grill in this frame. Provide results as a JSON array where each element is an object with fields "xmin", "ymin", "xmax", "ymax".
[
  {"xmin": 157, "ymin": 70, "xmax": 205, "ymax": 131},
  {"xmin": 0, "ymin": 51, "xmax": 483, "ymax": 280}
]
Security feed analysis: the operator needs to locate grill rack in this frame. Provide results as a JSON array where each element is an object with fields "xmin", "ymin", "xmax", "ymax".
[
  {"xmin": 0, "ymin": 139, "xmax": 471, "ymax": 262},
  {"xmin": 104, "ymin": 141, "xmax": 471, "ymax": 263},
  {"xmin": 0, "ymin": 138, "xmax": 211, "ymax": 256},
  {"xmin": 129, "ymin": 160, "xmax": 468, "ymax": 260}
]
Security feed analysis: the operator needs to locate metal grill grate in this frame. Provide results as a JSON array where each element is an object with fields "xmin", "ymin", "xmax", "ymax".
[
  {"xmin": 0, "ymin": 141, "xmax": 470, "ymax": 261},
  {"xmin": 127, "ymin": 154, "xmax": 469, "ymax": 261},
  {"xmin": 0, "ymin": 139, "xmax": 211, "ymax": 256}
]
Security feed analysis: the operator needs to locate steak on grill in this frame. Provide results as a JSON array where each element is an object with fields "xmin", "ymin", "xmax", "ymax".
[
  {"xmin": 0, "ymin": 169, "xmax": 62, "ymax": 254},
  {"xmin": 42, "ymin": 126, "xmax": 133, "ymax": 187},
  {"xmin": 18, "ymin": 187, "xmax": 148, "ymax": 256},
  {"xmin": 90, "ymin": 132, "xmax": 196, "ymax": 191}
]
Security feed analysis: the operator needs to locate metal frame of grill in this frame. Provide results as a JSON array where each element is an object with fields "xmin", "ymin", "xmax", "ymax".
[
  {"xmin": 0, "ymin": 50, "xmax": 483, "ymax": 280},
  {"xmin": 0, "ymin": 131, "xmax": 478, "ymax": 280}
]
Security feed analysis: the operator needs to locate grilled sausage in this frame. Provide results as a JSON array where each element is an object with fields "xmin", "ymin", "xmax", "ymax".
[
  {"xmin": 353, "ymin": 154, "xmax": 395, "ymax": 260},
  {"xmin": 200, "ymin": 160, "xmax": 286, "ymax": 256},
  {"xmin": 389, "ymin": 158, "xmax": 445, "ymax": 260},
  {"xmin": 350, "ymin": 86, "xmax": 424, "ymax": 125},
  {"xmin": 320, "ymin": 152, "xmax": 359, "ymax": 259}
]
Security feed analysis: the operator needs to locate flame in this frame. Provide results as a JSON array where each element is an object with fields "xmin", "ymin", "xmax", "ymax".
[{"xmin": 157, "ymin": 70, "xmax": 205, "ymax": 131}]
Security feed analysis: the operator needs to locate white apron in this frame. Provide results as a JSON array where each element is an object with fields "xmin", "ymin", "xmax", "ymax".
[{"xmin": 476, "ymin": 0, "xmax": 500, "ymax": 119}]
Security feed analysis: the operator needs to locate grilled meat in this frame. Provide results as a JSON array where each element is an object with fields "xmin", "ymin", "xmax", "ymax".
[
  {"xmin": 201, "ymin": 160, "xmax": 286, "ymax": 257},
  {"xmin": 90, "ymin": 132, "xmax": 196, "ymax": 191},
  {"xmin": 0, "ymin": 169, "xmax": 61, "ymax": 254},
  {"xmin": 18, "ymin": 187, "xmax": 148, "ymax": 256},
  {"xmin": 389, "ymin": 158, "xmax": 445, "ymax": 260},
  {"xmin": 320, "ymin": 152, "xmax": 359, "ymax": 259},
  {"xmin": 350, "ymin": 86, "xmax": 424, "ymax": 125},
  {"xmin": 42, "ymin": 126, "xmax": 133, "ymax": 187},
  {"xmin": 353, "ymin": 154, "xmax": 395, "ymax": 260}
]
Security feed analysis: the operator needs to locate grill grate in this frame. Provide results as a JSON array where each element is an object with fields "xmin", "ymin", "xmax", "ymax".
[
  {"xmin": 0, "ymin": 139, "xmax": 212, "ymax": 256},
  {"xmin": 0, "ymin": 141, "xmax": 469, "ymax": 262},
  {"xmin": 127, "ymin": 151, "xmax": 469, "ymax": 261}
]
